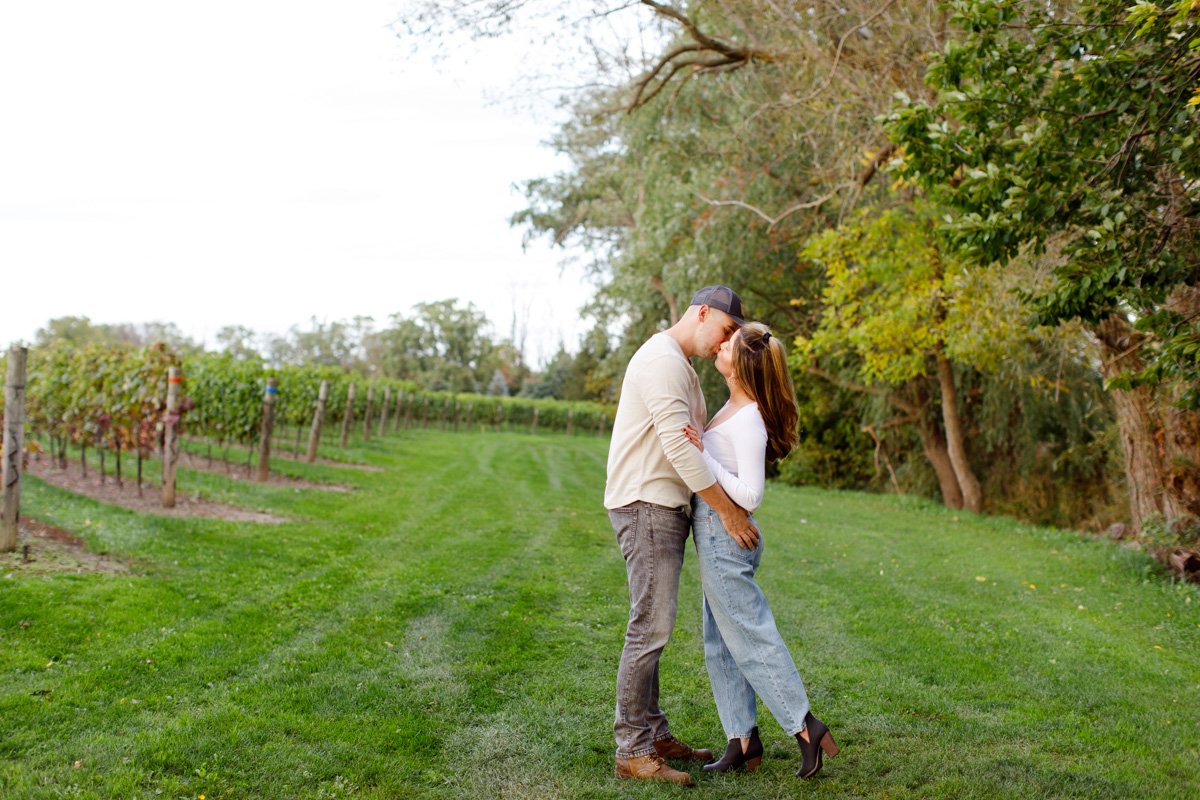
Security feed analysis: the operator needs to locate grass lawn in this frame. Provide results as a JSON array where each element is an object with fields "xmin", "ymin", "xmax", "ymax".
[{"xmin": 1, "ymin": 428, "xmax": 1198, "ymax": 799}]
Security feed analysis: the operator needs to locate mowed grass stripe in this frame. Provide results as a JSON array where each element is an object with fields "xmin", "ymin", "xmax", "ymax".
[{"xmin": 1, "ymin": 429, "xmax": 1197, "ymax": 799}]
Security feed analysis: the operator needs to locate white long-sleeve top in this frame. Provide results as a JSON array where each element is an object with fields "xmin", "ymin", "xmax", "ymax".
[{"xmin": 700, "ymin": 402, "xmax": 767, "ymax": 512}]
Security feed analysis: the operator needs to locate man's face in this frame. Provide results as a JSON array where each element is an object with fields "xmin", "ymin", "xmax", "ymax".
[{"xmin": 697, "ymin": 307, "xmax": 740, "ymax": 359}]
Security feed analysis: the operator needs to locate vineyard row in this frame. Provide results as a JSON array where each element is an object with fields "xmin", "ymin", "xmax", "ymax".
[{"xmin": 2, "ymin": 343, "xmax": 614, "ymax": 495}]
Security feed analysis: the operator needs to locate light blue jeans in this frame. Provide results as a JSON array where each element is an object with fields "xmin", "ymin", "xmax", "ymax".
[{"xmin": 692, "ymin": 495, "xmax": 810, "ymax": 739}]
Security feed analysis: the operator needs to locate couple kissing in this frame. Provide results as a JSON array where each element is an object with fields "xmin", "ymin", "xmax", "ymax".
[{"xmin": 604, "ymin": 285, "xmax": 838, "ymax": 787}]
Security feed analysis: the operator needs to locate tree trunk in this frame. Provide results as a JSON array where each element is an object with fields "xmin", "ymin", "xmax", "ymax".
[
  {"xmin": 650, "ymin": 276, "xmax": 680, "ymax": 325},
  {"xmin": 1162, "ymin": 288, "xmax": 1200, "ymax": 521},
  {"xmin": 896, "ymin": 377, "xmax": 964, "ymax": 509},
  {"xmin": 935, "ymin": 355, "xmax": 982, "ymax": 513},
  {"xmin": 1094, "ymin": 313, "xmax": 1200, "ymax": 533},
  {"xmin": 1161, "ymin": 401, "xmax": 1200, "ymax": 520},
  {"xmin": 916, "ymin": 418, "xmax": 964, "ymax": 510}
]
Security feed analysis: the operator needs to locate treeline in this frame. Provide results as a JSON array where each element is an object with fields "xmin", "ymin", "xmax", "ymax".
[
  {"xmin": 403, "ymin": 0, "xmax": 1199, "ymax": 570},
  {"xmin": 34, "ymin": 299, "xmax": 616, "ymax": 403}
]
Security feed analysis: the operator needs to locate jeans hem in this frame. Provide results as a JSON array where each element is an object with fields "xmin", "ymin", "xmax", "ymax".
[{"xmin": 616, "ymin": 746, "xmax": 659, "ymax": 759}]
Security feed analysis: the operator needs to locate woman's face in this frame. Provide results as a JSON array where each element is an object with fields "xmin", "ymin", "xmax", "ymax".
[{"xmin": 716, "ymin": 330, "xmax": 739, "ymax": 380}]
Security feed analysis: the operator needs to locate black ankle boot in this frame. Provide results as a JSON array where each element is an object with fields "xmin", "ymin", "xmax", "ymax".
[
  {"xmin": 795, "ymin": 711, "xmax": 839, "ymax": 779},
  {"xmin": 702, "ymin": 727, "xmax": 763, "ymax": 773}
]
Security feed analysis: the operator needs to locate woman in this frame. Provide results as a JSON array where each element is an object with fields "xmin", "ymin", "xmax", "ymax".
[{"xmin": 682, "ymin": 322, "xmax": 839, "ymax": 779}]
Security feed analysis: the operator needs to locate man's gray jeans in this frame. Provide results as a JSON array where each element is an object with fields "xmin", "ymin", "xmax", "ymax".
[{"xmin": 608, "ymin": 501, "xmax": 691, "ymax": 758}]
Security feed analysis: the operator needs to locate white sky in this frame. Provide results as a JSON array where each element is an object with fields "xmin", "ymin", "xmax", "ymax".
[{"xmin": 0, "ymin": 1, "xmax": 600, "ymax": 366}]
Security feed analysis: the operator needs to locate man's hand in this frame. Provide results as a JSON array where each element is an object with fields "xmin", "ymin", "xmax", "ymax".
[
  {"xmin": 720, "ymin": 507, "xmax": 759, "ymax": 549},
  {"xmin": 695, "ymin": 482, "xmax": 759, "ymax": 549}
]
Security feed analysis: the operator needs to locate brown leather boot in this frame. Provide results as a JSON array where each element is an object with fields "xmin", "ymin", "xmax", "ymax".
[
  {"xmin": 615, "ymin": 754, "xmax": 696, "ymax": 786},
  {"xmin": 653, "ymin": 736, "xmax": 715, "ymax": 763}
]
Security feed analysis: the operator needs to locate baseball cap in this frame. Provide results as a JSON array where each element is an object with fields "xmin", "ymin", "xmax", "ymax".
[{"xmin": 690, "ymin": 285, "xmax": 745, "ymax": 325}]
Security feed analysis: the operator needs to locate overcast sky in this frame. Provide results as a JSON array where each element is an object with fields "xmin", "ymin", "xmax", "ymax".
[{"xmin": 0, "ymin": 1, "xmax": 599, "ymax": 365}]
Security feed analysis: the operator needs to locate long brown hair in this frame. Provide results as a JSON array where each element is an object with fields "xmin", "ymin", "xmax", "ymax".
[{"xmin": 731, "ymin": 322, "xmax": 799, "ymax": 461}]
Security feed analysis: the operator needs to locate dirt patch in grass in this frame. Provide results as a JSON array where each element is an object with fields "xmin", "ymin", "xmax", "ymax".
[
  {"xmin": 2, "ymin": 518, "xmax": 131, "ymax": 576},
  {"xmin": 24, "ymin": 459, "xmax": 287, "ymax": 523}
]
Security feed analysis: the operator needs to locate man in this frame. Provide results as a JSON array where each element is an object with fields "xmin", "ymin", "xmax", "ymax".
[{"xmin": 605, "ymin": 285, "xmax": 760, "ymax": 786}]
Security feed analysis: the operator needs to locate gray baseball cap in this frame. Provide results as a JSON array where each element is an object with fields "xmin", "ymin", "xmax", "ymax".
[{"xmin": 690, "ymin": 285, "xmax": 745, "ymax": 325}]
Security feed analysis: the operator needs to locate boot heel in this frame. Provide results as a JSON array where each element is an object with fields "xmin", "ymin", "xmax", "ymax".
[
  {"xmin": 744, "ymin": 756, "xmax": 762, "ymax": 772},
  {"xmin": 819, "ymin": 732, "xmax": 840, "ymax": 757}
]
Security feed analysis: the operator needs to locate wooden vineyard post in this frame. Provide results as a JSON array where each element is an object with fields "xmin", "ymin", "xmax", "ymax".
[
  {"xmin": 340, "ymin": 382, "xmax": 356, "ymax": 448},
  {"xmin": 567, "ymin": 408, "xmax": 575, "ymax": 436},
  {"xmin": 256, "ymin": 378, "xmax": 278, "ymax": 482},
  {"xmin": 378, "ymin": 387, "xmax": 390, "ymax": 437},
  {"xmin": 2, "ymin": 346, "xmax": 28, "ymax": 552},
  {"xmin": 306, "ymin": 379, "xmax": 329, "ymax": 463},
  {"xmin": 362, "ymin": 384, "xmax": 375, "ymax": 441},
  {"xmin": 393, "ymin": 390, "xmax": 403, "ymax": 433},
  {"xmin": 161, "ymin": 366, "xmax": 182, "ymax": 508}
]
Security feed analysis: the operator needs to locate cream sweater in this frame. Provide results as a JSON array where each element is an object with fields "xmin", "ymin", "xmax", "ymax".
[{"xmin": 604, "ymin": 333, "xmax": 715, "ymax": 510}]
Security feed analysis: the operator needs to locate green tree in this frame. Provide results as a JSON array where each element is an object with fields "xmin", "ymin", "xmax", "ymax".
[
  {"xmin": 369, "ymin": 300, "xmax": 509, "ymax": 393},
  {"xmin": 799, "ymin": 203, "xmax": 1111, "ymax": 514},
  {"xmin": 799, "ymin": 206, "xmax": 985, "ymax": 510},
  {"xmin": 887, "ymin": 0, "xmax": 1200, "ymax": 536},
  {"xmin": 214, "ymin": 325, "xmax": 262, "ymax": 361},
  {"xmin": 34, "ymin": 316, "xmax": 199, "ymax": 353},
  {"xmin": 265, "ymin": 316, "xmax": 373, "ymax": 370}
]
